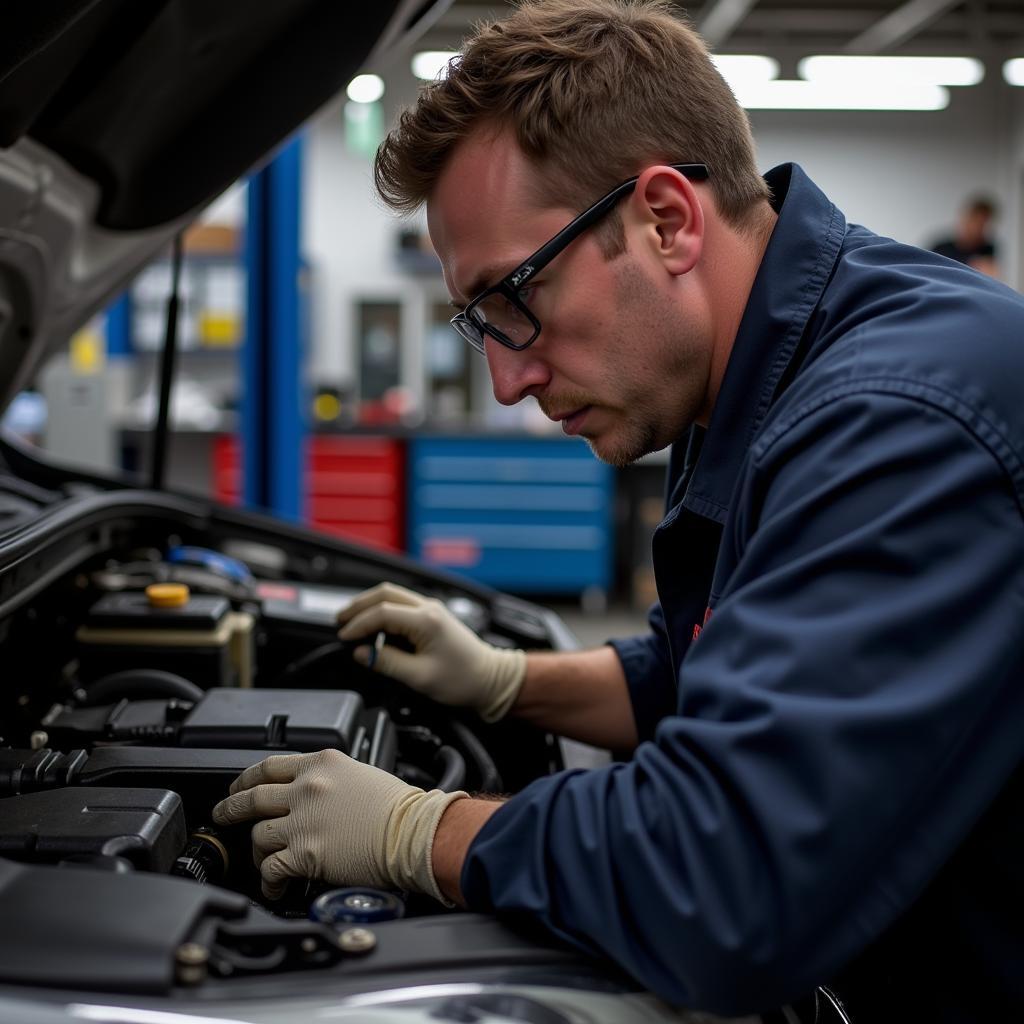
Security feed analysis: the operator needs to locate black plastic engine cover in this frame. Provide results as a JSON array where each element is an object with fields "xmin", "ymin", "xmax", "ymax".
[
  {"xmin": 178, "ymin": 687, "xmax": 363, "ymax": 753},
  {"xmin": 0, "ymin": 787, "xmax": 185, "ymax": 871},
  {"xmin": 0, "ymin": 859, "xmax": 249, "ymax": 993},
  {"xmin": 74, "ymin": 746, "xmax": 282, "ymax": 822}
]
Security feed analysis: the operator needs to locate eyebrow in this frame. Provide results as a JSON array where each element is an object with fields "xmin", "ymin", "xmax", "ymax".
[{"xmin": 451, "ymin": 262, "xmax": 517, "ymax": 311}]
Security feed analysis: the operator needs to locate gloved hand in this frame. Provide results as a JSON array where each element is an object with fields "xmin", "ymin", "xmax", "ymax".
[
  {"xmin": 337, "ymin": 583, "xmax": 527, "ymax": 723},
  {"xmin": 211, "ymin": 749, "xmax": 467, "ymax": 901}
]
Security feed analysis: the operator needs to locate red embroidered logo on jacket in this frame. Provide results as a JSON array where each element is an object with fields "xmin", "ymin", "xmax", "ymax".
[{"xmin": 691, "ymin": 606, "xmax": 713, "ymax": 641}]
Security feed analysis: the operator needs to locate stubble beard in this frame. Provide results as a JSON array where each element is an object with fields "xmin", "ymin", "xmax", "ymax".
[
  {"xmin": 535, "ymin": 258, "xmax": 707, "ymax": 468},
  {"xmin": 535, "ymin": 388, "xmax": 644, "ymax": 467},
  {"xmin": 584, "ymin": 262, "xmax": 706, "ymax": 468},
  {"xmin": 583, "ymin": 408, "xmax": 661, "ymax": 468},
  {"xmin": 566, "ymin": 337, "xmax": 700, "ymax": 468}
]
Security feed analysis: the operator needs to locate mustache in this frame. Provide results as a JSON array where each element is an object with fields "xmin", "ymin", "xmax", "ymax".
[{"xmin": 537, "ymin": 392, "xmax": 594, "ymax": 418}]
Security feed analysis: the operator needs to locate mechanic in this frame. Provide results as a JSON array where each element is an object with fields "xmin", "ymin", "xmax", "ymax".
[{"xmin": 213, "ymin": 1, "xmax": 1024, "ymax": 1017}]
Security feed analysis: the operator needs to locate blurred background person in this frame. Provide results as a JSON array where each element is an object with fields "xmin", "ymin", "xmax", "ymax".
[{"xmin": 931, "ymin": 195, "xmax": 1000, "ymax": 278}]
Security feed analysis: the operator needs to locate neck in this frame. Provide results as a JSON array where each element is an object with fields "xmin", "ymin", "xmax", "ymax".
[{"xmin": 694, "ymin": 202, "xmax": 777, "ymax": 426}]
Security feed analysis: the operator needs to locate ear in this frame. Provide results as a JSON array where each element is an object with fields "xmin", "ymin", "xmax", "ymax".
[{"xmin": 625, "ymin": 165, "xmax": 704, "ymax": 276}]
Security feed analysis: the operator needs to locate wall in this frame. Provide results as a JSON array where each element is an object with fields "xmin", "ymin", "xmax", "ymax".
[
  {"xmin": 1008, "ymin": 87, "xmax": 1024, "ymax": 290},
  {"xmin": 299, "ymin": 50, "xmax": 1024, "ymax": 390},
  {"xmin": 303, "ymin": 46, "xmax": 435, "ymax": 393},
  {"xmin": 749, "ymin": 76, "xmax": 1013, "ymax": 261}
]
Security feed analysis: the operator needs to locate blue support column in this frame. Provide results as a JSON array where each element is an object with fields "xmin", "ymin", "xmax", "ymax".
[
  {"xmin": 105, "ymin": 293, "xmax": 133, "ymax": 357},
  {"xmin": 242, "ymin": 136, "xmax": 305, "ymax": 520}
]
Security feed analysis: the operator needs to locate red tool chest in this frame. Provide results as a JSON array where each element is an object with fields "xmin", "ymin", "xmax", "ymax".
[{"xmin": 212, "ymin": 435, "xmax": 404, "ymax": 552}]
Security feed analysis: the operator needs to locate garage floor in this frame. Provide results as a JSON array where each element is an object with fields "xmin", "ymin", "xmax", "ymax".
[{"xmin": 547, "ymin": 599, "xmax": 649, "ymax": 649}]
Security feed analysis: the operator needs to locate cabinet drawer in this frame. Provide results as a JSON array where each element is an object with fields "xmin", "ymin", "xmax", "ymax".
[{"xmin": 408, "ymin": 437, "xmax": 613, "ymax": 592}]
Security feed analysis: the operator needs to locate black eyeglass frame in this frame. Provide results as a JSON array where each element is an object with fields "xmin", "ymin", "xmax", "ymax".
[{"xmin": 451, "ymin": 162, "xmax": 710, "ymax": 354}]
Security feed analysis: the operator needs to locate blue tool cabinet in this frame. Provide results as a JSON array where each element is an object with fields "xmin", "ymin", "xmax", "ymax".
[{"xmin": 408, "ymin": 436, "xmax": 614, "ymax": 595}]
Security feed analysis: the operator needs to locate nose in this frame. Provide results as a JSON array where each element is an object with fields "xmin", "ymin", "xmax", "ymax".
[{"xmin": 485, "ymin": 339, "xmax": 552, "ymax": 407}]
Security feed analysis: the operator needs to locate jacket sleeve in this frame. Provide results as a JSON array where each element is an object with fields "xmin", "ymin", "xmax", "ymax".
[
  {"xmin": 607, "ymin": 600, "xmax": 678, "ymax": 743},
  {"xmin": 461, "ymin": 391, "xmax": 1024, "ymax": 1015}
]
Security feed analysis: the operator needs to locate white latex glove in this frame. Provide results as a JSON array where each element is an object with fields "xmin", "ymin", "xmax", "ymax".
[
  {"xmin": 337, "ymin": 583, "xmax": 526, "ymax": 723},
  {"xmin": 211, "ymin": 749, "xmax": 467, "ymax": 901}
]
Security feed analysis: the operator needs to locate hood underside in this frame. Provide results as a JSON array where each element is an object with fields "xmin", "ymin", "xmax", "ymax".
[{"xmin": 0, "ymin": 0, "xmax": 446, "ymax": 413}]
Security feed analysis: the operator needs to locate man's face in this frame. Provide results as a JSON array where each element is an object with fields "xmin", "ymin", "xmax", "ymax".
[
  {"xmin": 427, "ymin": 131, "xmax": 713, "ymax": 468},
  {"xmin": 962, "ymin": 208, "xmax": 992, "ymax": 248}
]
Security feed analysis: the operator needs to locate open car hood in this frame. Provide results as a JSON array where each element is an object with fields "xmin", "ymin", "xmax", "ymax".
[{"xmin": 0, "ymin": 0, "xmax": 451, "ymax": 414}]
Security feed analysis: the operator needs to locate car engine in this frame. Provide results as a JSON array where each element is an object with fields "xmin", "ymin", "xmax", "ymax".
[{"xmin": 0, "ymin": 495, "xmax": 575, "ymax": 979}]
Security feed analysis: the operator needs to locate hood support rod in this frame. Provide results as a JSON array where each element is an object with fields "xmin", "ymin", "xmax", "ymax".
[{"xmin": 150, "ymin": 234, "xmax": 183, "ymax": 491}]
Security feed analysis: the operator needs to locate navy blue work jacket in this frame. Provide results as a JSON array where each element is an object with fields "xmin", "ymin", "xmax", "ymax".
[{"xmin": 462, "ymin": 164, "xmax": 1024, "ymax": 1020}]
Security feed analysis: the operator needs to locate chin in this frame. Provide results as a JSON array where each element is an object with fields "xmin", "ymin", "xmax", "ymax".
[
  {"xmin": 585, "ymin": 434, "xmax": 646, "ymax": 469},
  {"xmin": 587, "ymin": 416, "xmax": 676, "ymax": 467}
]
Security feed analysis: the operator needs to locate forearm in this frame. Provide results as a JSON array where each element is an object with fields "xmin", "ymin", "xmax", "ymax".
[
  {"xmin": 431, "ymin": 796, "xmax": 504, "ymax": 905},
  {"xmin": 510, "ymin": 645, "xmax": 639, "ymax": 751}
]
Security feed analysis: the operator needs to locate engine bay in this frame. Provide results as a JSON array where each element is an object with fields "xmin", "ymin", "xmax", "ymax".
[{"xmin": 0, "ymin": 493, "xmax": 576, "ymax": 991}]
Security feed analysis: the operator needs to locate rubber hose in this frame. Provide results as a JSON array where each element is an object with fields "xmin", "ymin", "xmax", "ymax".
[
  {"xmin": 274, "ymin": 641, "xmax": 346, "ymax": 686},
  {"xmin": 433, "ymin": 745, "xmax": 467, "ymax": 792},
  {"xmin": 449, "ymin": 719, "xmax": 502, "ymax": 792},
  {"xmin": 82, "ymin": 669, "xmax": 205, "ymax": 705},
  {"xmin": 396, "ymin": 761, "xmax": 436, "ymax": 789}
]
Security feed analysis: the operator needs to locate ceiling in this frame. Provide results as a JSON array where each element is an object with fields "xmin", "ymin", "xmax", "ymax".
[{"xmin": 438, "ymin": 1, "xmax": 1024, "ymax": 58}]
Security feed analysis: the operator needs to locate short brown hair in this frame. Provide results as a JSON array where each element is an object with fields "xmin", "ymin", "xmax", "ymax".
[
  {"xmin": 965, "ymin": 196, "xmax": 996, "ymax": 219},
  {"xmin": 374, "ymin": 0, "xmax": 770, "ymax": 243}
]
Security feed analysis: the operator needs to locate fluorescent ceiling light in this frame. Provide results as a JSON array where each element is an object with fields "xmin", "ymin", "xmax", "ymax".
[
  {"xmin": 799, "ymin": 55, "xmax": 983, "ymax": 87},
  {"xmin": 711, "ymin": 54, "xmax": 779, "ymax": 89},
  {"xmin": 709, "ymin": 53, "xmax": 949, "ymax": 110},
  {"xmin": 1004, "ymin": 58, "xmax": 1024, "ymax": 86},
  {"xmin": 412, "ymin": 50, "xmax": 460, "ymax": 81},
  {"xmin": 346, "ymin": 74, "xmax": 385, "ymax": 104},
  {"xmin": 733, "ymin": 79, "xmax": 949, "ymax": 110}
]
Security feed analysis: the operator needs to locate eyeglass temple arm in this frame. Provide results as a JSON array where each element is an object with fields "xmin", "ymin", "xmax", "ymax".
[{"xmin": 502, "ymin": 163, "xmax": 709, "ymax": 289}]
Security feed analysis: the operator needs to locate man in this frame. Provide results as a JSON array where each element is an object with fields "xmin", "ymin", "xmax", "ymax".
[
  {"xmin": 213, "ymin": 1, "xmax": 1024, "ymax": 1017},
  {"xmin": 931, "ymin": 195, "xmax": 1000, "ymax": 278}
]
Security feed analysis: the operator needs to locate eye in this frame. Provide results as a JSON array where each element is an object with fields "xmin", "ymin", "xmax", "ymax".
[
  {"xmin": 515, "ymin": 282, "xmax": 538, "ymax": 307},
  {"xmin": 498, "ymin": 287, "xmax": 535, "ymax": 320},
  {"xmin": 500, "ymin": 293, "xmax": 531, "ymax": 327}
]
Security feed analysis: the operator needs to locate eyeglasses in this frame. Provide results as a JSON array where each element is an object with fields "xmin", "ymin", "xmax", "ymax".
[{"xmin": 450, "ymin": 163, "xmax": 710, "ymax": 354}]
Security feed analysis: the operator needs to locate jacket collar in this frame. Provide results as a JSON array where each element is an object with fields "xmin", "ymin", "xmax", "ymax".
[{"xmin": 672, "ymin": 163, "xmax": 847, "ymax": 522}]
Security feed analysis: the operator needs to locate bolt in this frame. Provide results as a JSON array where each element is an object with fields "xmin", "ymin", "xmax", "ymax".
[
  {"xmin": 30, "ymin": 731, "xmax": 48, "ymax": 751},
  {"xmin": 300, "ymin": 937, "xmax": 317, "ymax": 954},
  {"xmin": 343, "ymin": 893, "xmax": 381, "ymax": 911},
  {"xmin": 338, "ymin": 927, "xmax": 376, "ymax": 954},
  {"xmin": 175, "ymin": 942, "xmax": 209, "ymax": 986}
]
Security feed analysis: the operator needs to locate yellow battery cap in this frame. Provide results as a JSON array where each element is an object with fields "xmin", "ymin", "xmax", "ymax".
[{"xmin": 146, "ymin": 583, "xmax": 191, "ymax": 608}]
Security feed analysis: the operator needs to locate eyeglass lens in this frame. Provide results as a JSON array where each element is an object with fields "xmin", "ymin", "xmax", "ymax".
[
  {"xmin": 472, "ymin": 292, "xmax": 535, "ymax": 347},
  {"xmin": 453, "ymin": 316, "xmax": 485, "ymax": 353}
]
